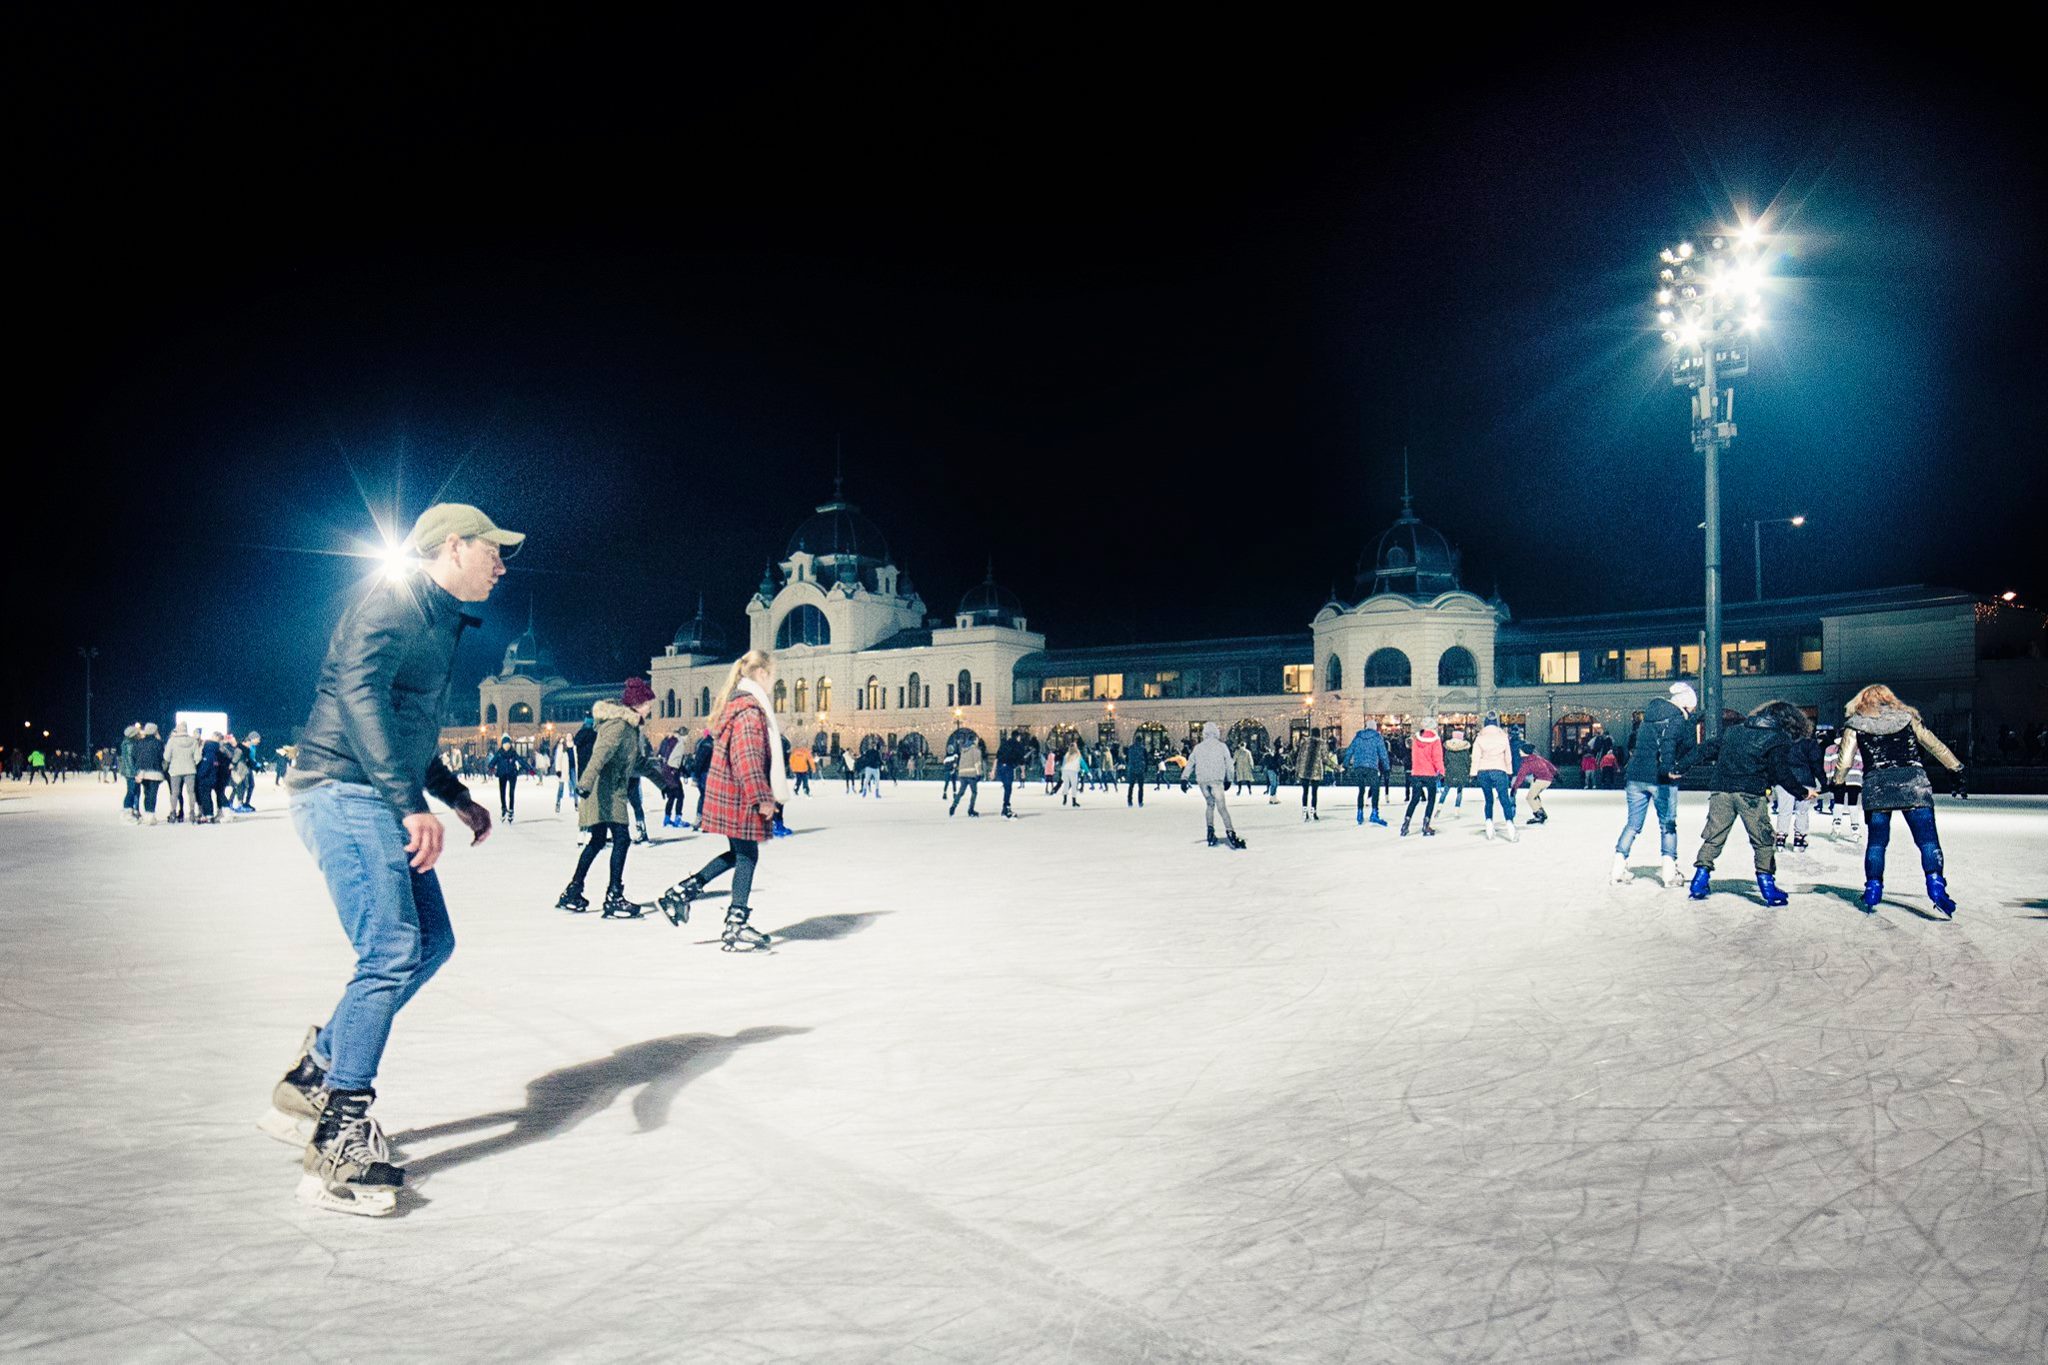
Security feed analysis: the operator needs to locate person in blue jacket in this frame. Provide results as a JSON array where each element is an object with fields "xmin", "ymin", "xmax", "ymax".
[{"xmin": 1342, "ymin": 726, "xmax": 1391, "ymax": 826}]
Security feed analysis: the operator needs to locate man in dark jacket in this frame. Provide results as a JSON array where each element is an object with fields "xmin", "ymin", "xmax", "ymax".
[
  {"xmin": 1124, "ymin": 736, "xmax": 1149, "ymax": 808},
  {"xmin": 996, "ymin": 730, "xmax": 1027, "ymax": 818},
  {"xmin": 269, "ymin": 503, "xmax": 516, "ymax": 1217},
  {"xmin": 1688, "ymin": 699, "xmax": 1812, "ymax": 905},
  {"xmin": 1613, "ymin": 681, "xmax": 1700, "ymax": 887}
]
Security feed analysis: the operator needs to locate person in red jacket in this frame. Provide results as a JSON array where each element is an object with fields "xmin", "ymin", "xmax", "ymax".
[
  {"xmin": 1401, "ymin": 722, "xmax": 1445, "ymax": 836},
  {"xmin": 657, "ymin": 649, "xmax": 790, "ymax": 950},
  {"xmin": 1510, "ymin": 750, "xmax": 1559, "ymax": 825}
]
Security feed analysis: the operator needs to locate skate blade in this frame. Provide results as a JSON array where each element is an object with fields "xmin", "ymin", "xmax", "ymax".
[
  {"xmin": 257, "ymin": 1107, "xmax": 314, "ymax": 1147},
  {"xmin": 295, "ymin": 1172, "xmax": 397, "ymax": 1217}
]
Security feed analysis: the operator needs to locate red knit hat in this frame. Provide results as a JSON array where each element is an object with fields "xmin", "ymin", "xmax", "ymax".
[{"xmin": 621, "ymin": 676, "xmax": 655, "ymax": 709}]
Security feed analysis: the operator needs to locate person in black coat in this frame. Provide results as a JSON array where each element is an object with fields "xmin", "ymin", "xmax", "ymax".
[
  {"xmin": 488, "ymin": 737, "xmax": 523, "ymax": 820},
  {"xmin": 1687, "ymin": 700, "xmax": 1813, "ymax": 904},
  {"xmin": 1614, "ymin": 682, "xmax": 1699, "ymax": 886}
]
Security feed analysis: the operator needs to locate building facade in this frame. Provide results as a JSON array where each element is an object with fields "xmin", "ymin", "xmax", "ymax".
[{"xmin": 450, "ymin": 482, "xmax": 2045, "ymax": 769}]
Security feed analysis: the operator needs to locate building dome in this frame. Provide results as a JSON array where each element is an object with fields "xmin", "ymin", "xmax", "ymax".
[
  {"xmin": 787, "ymin": 500, "xmax": 891, "ymax": 566},
  {"xmin": 499, "ymin": 602, "xmax": 553, "ymax": 676},
  {"xmin": 1357, "ymin": 458, "xmax": 1462, "ymax": 598},
  {"xmin": 672, "ymin": 593, "xmax": 727, "ymax": 655},
  {"xmin": 958, "ymin": 561, "xmax": 1024, "ymax": 626}
]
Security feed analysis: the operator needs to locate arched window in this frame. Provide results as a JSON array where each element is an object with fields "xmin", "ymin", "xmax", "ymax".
[
  {"xmin": 485, "ymin": 703, "xmax": 499, "ymax": 724},
  {"xmin": 509, "ymin": 702, "xmax": 533, "ymax": 724},
  {"xmin": 866, "ymin": 676, "xmax": 883, "ymax": 710},
  {"xmin": 906, "ymin": 671, "xmax": 921, "ymax": 708},
  {"xmin": 818, "ymin": 678, "xmax": 832, "ymax": 714},
  {"xmin": 793, "ymin": 679, "xmax": 808, "ymax": 713},
  {"xmin": 1364, "ymin": 648, "xmax": 1412, "ymax": 688},
  {"xmin": 1227, "ymin": 720, "xmax": 1270, "ymax": 755},
  {"xmin": 1047, "ymin": 723, "xmax": 1082, "ymax": 752},
  {"xmin": 957, "ymin": 669, "xmax": 973, "ymax": 708},
  {"xmin": 774, "ymin": 604, "xmax": 831, "ymax": 649},
  {"xmin": 664, "ymin": 689, "xmax": 677, "ymax": 718},
  {"xmin": 1325, "ymin": 655, "xmax": 1343, "ymax": 692},
  {"xmin": 773, "ymin": 679, "xmax": 788, "ymax": 712},
  {"xmin": 1133, "ymin": 721, "xmax": 1170, "ymax": 755},
  {"xmin": 1438, "ymin": 646, "xmax": 1478, "ymax": 688},
  {"xmin": 698, "ymin": 686, "xmax": 711, "ymax": 717}
]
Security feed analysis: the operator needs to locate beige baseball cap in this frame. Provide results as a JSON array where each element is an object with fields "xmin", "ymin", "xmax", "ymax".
[{"xmin": 407, "ymin": 503, "xmax": 526, "ymax": 557}]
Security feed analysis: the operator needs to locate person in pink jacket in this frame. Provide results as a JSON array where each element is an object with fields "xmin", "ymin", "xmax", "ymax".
[
  {"xmin": 1511, "ymin": 751, "xmax": 1559, "ymax": 825},
  {"xmin": 1401, "ymin": 723, "xmax": 1445, "ymax": 836},
  {"xmin": 1471, "ymin": 714, "xmax": 1519, "ymax": 842}
]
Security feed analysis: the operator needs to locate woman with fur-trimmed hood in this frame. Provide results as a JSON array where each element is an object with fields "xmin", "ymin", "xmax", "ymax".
[
  {"xmin": 556, "ymin": 677, "xmax": 657, "ymax": 919},
  {"xmin": 1834, "ymin": 684, "xmax": 1963, "ymax": 915}
]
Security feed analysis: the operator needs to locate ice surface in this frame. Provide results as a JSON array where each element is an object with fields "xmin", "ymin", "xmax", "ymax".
[{"xmin": 2, "ymin": 776, "xmax": 2044, "ymax": 1363}]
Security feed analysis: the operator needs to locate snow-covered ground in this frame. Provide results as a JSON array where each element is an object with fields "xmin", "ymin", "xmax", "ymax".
[{"xmin": 2, "ymin": 774, "xmax": 2043, "ymax": 1363}]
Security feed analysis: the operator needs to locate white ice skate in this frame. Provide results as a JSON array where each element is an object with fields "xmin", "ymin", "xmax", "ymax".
[
  {"xmin": 1610, "ymin": 852, "xmax": 1632, "ymax": 884},
  {"xmin": 1483, "ymin": 819, "xmax": 1495, "ymax": 842},
  {"xmin": 1658, "ymin": 858, "xmax": 1685, "ymax": 890},
  {"xmin": 1504, "ymin": 822, "xmax": 1519, "ymax": 843}
]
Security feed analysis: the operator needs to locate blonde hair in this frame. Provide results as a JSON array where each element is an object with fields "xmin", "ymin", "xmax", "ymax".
[
  {"xmin": 1846, "ymin": 683, "xmax": 1919, "ymax": 721},
  {"xmin": 711, "ymin": 649, "xmax": 775, "ymax": 730}
]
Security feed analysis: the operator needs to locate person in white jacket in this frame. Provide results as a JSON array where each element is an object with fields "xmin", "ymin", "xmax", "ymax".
[
  {"xmin": 1058, "ymin": 743, "xmax": 1084, "ymax": 807},
  {"xmin": 1470, "ymin": 713, "xmax": 1518, "ymax": 842},
  {"xmin": 1181, "ymin": 720, "xmax": 1245, "ymax": 848}
]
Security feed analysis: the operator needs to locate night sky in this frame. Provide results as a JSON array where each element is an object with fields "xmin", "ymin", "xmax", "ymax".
[{"xmin": 12, "ymin": 14, "xmax": 2042, "ymax": 753}]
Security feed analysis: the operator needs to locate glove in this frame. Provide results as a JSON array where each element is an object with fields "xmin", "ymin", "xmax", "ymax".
[{"xmin": 1951, "ymin": 767, "xmax": 1967, "ymax": 798}]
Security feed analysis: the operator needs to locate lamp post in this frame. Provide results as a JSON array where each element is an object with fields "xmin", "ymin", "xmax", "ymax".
[
  {"xmin": 1657, "ymin": 221, "xmax": 1770, "ymax": 739},
  {"xmin": 78, "ymin": 647, "xmax": 97, "ymax": 761},
  {"xmin": 1750, "ymin": 515, "xmax": 1806, "ymax": 601}
]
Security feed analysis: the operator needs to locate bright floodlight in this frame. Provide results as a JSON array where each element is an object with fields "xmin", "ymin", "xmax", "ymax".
[
  {"xmin": 1790, "ymin": 515, "xmax": 1806, "ymax": 527},
  {"xmin": 1677, "ymin": 241, "xmax": 1694, "ymax": 258},
  {"xmin": 1737, "ymin": 221, "xmax": 1763, "ymax": 246},
  {"xmin": 2003, "ymin": 590, "xmax": 2019, "ymax": 601},
  {"xmin": 380, "ymin": 543, "xmax": 413, "ymax": 583}
]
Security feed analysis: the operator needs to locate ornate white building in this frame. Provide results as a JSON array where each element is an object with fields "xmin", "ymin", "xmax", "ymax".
[{"xmin": 455, "ymin": 476, "xmax": 2039, "ymax": 770}]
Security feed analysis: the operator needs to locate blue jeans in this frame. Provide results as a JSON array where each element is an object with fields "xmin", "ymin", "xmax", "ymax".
[
  {"xmin": 1865, "ymin": 806, "xmax": 1942, "ymax": 882},
  {"xmin": 1476, "ymin": 770, "xmax": 1515, "ymax": 821},
  {"xmin": 291, "ymin": 781, "xmax": 456, "ymax": 1092},
  {"xmin": 1616, "ymin": 781, "xmax": 1679, "ymax": 858}
]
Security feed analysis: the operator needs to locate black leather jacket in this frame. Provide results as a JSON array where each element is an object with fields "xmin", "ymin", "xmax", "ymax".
[{"xmin": 288, "ymin": 575, "xmax": 478, "ymax": 817}]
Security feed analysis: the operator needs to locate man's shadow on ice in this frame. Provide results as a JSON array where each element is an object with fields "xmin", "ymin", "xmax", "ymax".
[{"xmin": 392, "ymin": 1027, "xmax": 808, "ymax": 1180}]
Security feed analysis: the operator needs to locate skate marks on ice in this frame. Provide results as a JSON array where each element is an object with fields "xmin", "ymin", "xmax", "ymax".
[{"xmin": 392, "ymin": 1028, "xmax": 810, "ymax": 1182}]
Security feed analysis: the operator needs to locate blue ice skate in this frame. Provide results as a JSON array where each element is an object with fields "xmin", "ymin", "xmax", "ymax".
[
  {"xmin": 1860, "ymin": 879, "xmax": 1883, "ymax": 913},
  {"xmin": 1687, "ymin": 867, "xmax": 1711, "ymax": 900},
  {"xmin": 1755, "ymin": 873, "xmax": 1789, "ymax": 907},
  {"xmin": 1925, "ymin": 873, "xmax": 1956, "ymax": 917}
]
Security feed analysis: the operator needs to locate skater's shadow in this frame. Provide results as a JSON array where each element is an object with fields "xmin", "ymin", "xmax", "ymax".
[
  {"xmin": 392, "ymin": 1026, "xmax": 809, "ymax": 1181},
  {"xmin": 769, "ymin": 911, "xmax": 886, "ymax": 942},
  {"xmin": 1811, "ymin": 884, "xmax": 1944, "ymax": 920}
]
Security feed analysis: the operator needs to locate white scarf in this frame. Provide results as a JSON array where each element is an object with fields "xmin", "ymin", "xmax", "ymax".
[{"xmin": 736, "ymin": 677, "xmax": 793, "ymax": 804}]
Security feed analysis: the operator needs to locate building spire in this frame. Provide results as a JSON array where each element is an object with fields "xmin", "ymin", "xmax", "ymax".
[
  {"xmin": 1401, "ymin": 446, "xmax": 1414, "ymax": 520},
  {"xmin": 526, "ymin": 594, "xmax": 536, "ymax": 635},
  {"xmin": 833, "ymin": 434, "xmax": 844, "ymax": 501},
  {"xmin": 986, "ymin": 553, "xmax": 996, "ymax": 582}
]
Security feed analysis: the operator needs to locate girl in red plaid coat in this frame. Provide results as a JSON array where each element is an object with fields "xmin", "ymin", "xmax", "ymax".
[{"xmin": 658, "ymin": 650, "xmax": 790, "ymax": 949}]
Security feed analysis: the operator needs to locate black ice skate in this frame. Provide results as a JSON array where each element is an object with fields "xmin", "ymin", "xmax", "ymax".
[
  {"xmin": 298, "ymin": 1088, "xmax": 402, "ymax": 1218},
  {"xmin": 1207, "ymin": 828, "xmax": 1218, "ymax": 847},
  {"xmin": 600, "ymin": 888, "xmax": 646, "ymax": 920},
  {"xmin": 555, "ymin": 883, "xmax": 591, "ymax": 914},
  {"xmin": 721, "ymin": 905, "xmax": 771, "ymax": 952},
  {"xmin": 658, "ymin": 875, "xmax": 703, "ymax": 926},
  {"xmin": 258, "ymin": 1024, "xmax": 327, "ymax": 1147},
  {"xmin": 1226, "ymin": 832, "xmax": 1247, "ymax": 850}
]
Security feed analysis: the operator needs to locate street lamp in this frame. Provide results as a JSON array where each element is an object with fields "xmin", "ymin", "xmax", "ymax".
[
  {"xmin": 1749, "ymin": 515, "xmax": 1806, "ymax": 601},
  {"xmin": 78, "ymin": 647, "xmax": 98, "ymax": 760},
  {"xmin": 1657, "ymin": 218, "xmax": 1773, "ymax": 738}
]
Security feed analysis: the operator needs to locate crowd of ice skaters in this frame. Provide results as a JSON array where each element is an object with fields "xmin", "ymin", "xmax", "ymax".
[
  {"xmin": 211, "ymin": 503, "xmax": 1980, "ymax": 1219},
  {"xmin": 98, "ymin": 722, "xmax": 285, "ymax": 823}
]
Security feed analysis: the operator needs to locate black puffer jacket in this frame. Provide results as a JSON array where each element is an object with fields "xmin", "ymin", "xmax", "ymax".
[
  {"xmin": 1692, "ymin": 702, "xmax": 1810, "ymax": 796},
  {"xmin": 1624, "ymin": 697, "xmax": 1697, "ymax": 783},
  {"xmin": 287, "ymin": 576, "xmax": 478, "ymax": 817}
]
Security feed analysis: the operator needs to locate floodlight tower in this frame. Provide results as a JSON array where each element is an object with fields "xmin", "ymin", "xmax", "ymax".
[{"xmin": 1656, "ymin": 222, "xmax": 1769, "ymax": 739}]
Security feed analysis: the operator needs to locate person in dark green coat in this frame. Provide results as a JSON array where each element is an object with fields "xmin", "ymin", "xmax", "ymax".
[{"xmin": 560, "ymin": 678, "xmax": 656, "ymax": 918}]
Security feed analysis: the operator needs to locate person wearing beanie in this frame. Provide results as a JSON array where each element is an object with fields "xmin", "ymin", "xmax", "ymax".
[
  {"xmin": 1612, "ymin": 680, "xmax": 1699, "ymax": 887},
  {"xmin": 488, "ymin": 735, "xmax": 523, "ymax": 822},
  {"xmin": 558, "ymin": 678, "xmax": 656, "ymax": 917}
]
